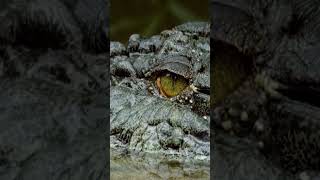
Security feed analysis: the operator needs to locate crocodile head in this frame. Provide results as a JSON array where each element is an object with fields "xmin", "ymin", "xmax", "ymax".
[{"xmin": 110, "ymin": 22, "xmax": 210, "ymax": 162}]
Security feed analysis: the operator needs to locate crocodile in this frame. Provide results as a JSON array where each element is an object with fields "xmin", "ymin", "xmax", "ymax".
[
  {"xmin": 0, "ymin": 0, "xmax": 108, "ymax": 179},
  {"xmin": 210, "ymin": 0, "xmax": 320, "ymax": 179},
  {"xmin": 110, "ymin": 22, "xmax": 210, "ymax": 179}
]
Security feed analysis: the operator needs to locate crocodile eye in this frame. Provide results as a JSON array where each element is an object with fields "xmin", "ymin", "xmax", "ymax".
[{"xmin": 156, "ymin": 73, "xmax": 189, "ymax": 97}]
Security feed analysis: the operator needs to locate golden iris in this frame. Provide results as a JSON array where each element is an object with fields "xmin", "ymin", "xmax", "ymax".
[{"xmin": 156, "ymin": 74, "xmax": 188, "ymax": 97}]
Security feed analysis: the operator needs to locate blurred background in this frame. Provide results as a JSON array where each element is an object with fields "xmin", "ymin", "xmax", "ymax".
[{"xmin": 110, "ymin": 0, "xmax": 209, "ymax": 43}]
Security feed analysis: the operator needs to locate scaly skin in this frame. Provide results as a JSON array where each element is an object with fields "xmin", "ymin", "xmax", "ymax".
[
  {"xmin": 211, "ymin": 0, "xmax": 320, "ymax": 179},
  {"xmin": 110, "ymin": 22, "xmax": 210, "ymax": 161},
  {"xmin": 0, "ymin": 0, "xmax": 108, "ymax": 179}
]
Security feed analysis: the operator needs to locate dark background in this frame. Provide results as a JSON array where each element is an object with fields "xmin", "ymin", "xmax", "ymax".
[{"xmin": 110, "ymin": 0, "xmax": 209, "ymax": 43}]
